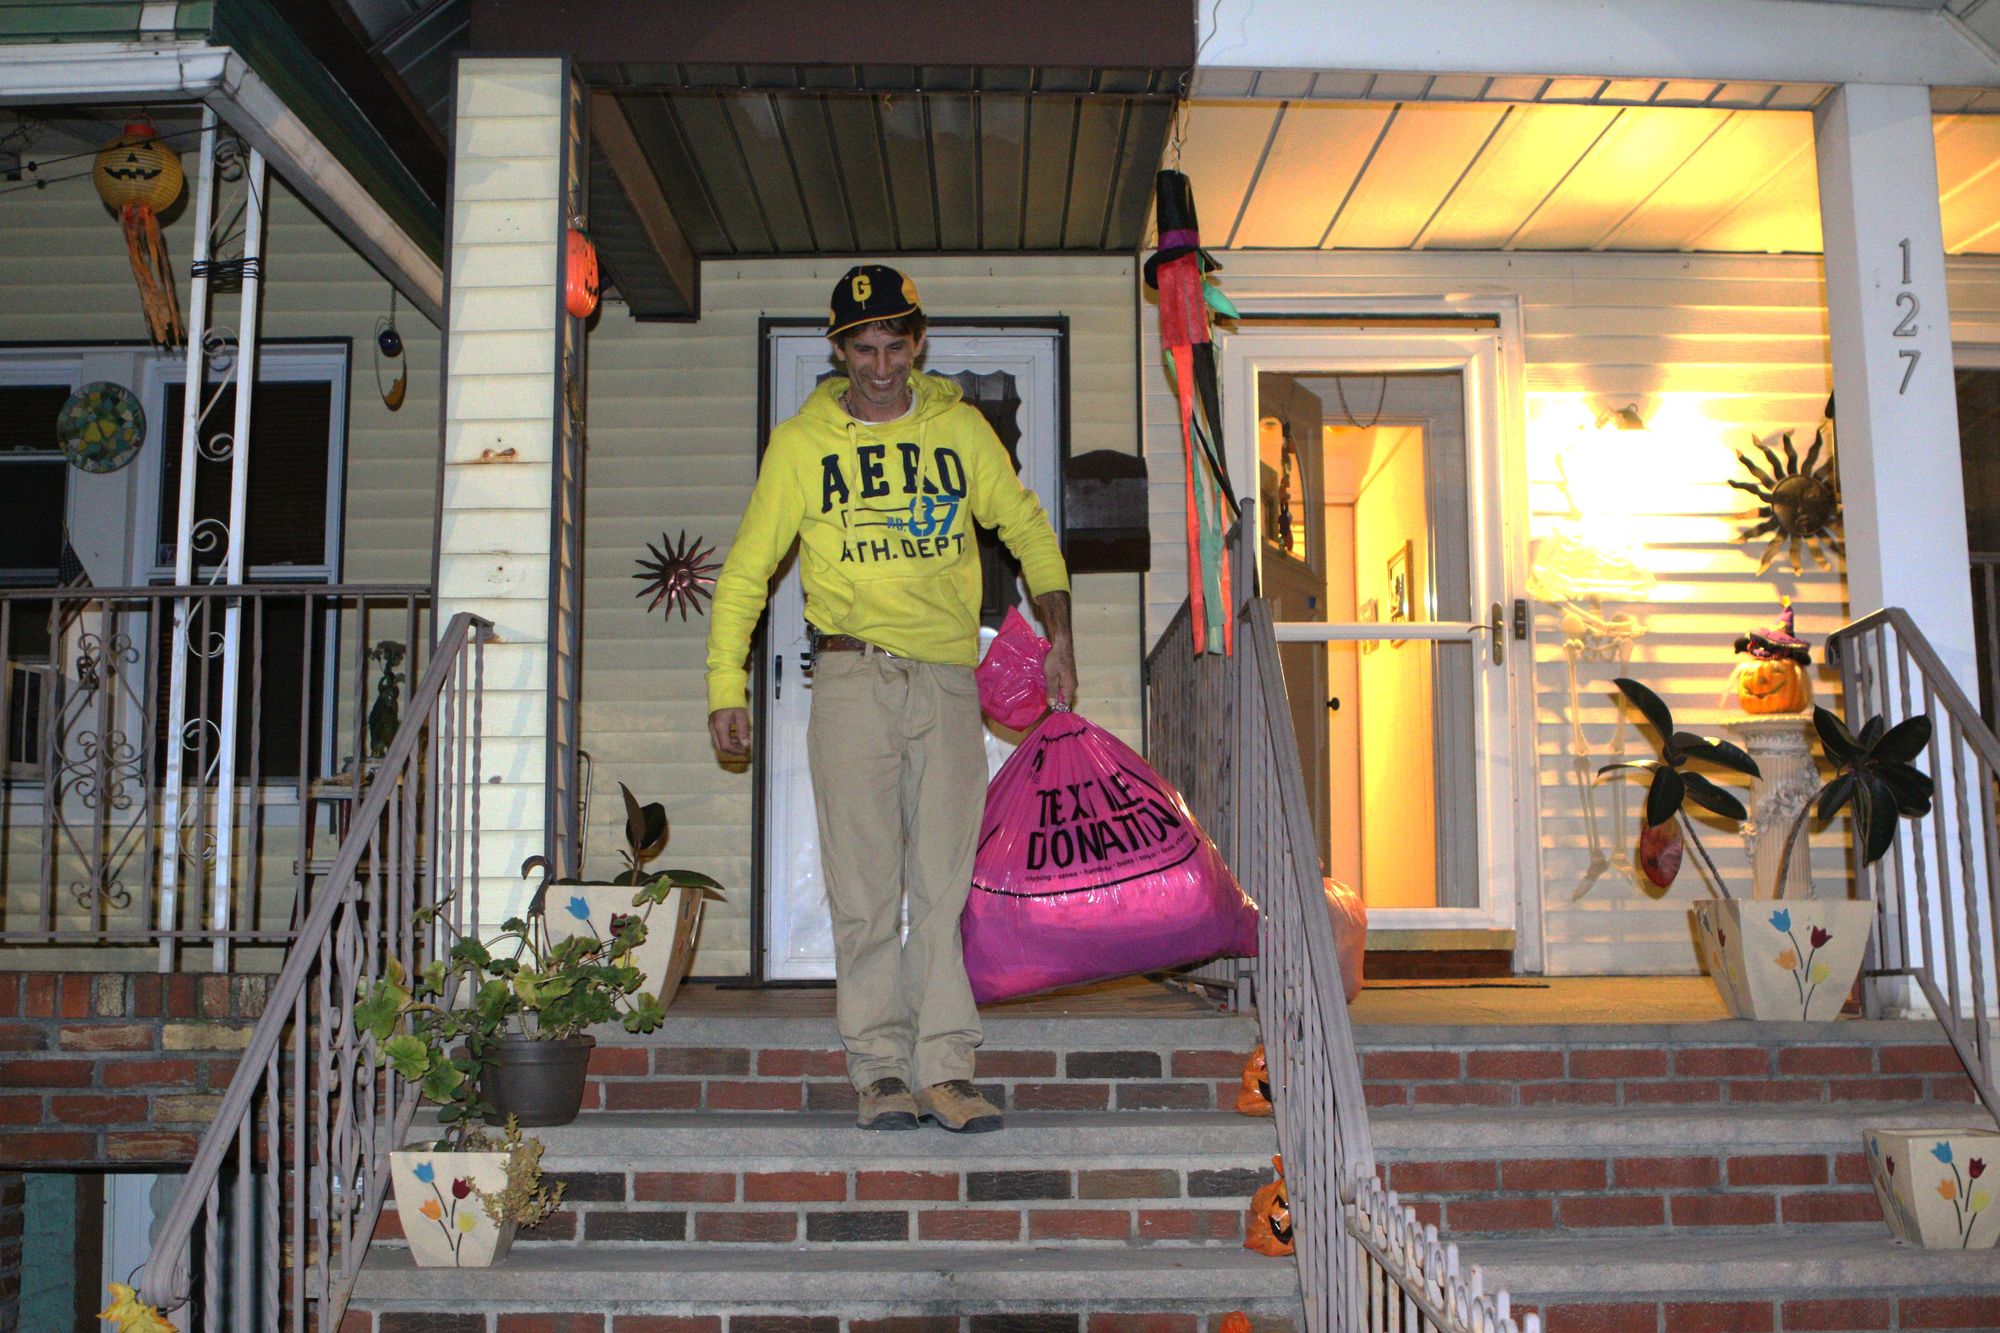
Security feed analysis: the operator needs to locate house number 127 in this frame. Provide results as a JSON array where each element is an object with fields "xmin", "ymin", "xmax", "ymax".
[{"xmin": 1895, "ymin": 237, "xmax": 1920, "ymax": 394}]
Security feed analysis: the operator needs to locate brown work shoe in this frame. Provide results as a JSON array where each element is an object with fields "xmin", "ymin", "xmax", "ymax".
[
  {"xmin": 857, "ymin": 1077, "xmax": 919, "ymax": 1131},
  {"xmin": 918, "ymin": 1079, "xmax": 1003, "ymax": 1134}
]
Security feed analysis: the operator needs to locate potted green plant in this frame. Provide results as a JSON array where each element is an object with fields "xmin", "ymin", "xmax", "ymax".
[
  {"xmin": 532, "ymin": 783, "xmax": 726, "ymax": 1011},
  {"xmin": 359, "ymin": 885, "xmax": 671, "ymax": 1131}
]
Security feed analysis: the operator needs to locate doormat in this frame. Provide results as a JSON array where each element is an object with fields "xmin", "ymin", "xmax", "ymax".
[{"xmin": 1361, "ymin": 978, "xmax": 1552, "ymax": 990}]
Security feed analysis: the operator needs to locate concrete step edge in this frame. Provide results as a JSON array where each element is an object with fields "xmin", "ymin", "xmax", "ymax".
[
  {"xmin": 1370, "ymin": 1102, "xmax": 1976, "ymax": 1155},
  {"xmin": 351, "ymin": 1244, "xmax": 1304, "ymax": 1306},
  {"xmin": 509, "ymin": 1110, "xmax": 1280, "ymax": 1163},
  {"xmin": 1452, "ymin": 1228, "xmax": 1997, "ymax": 1296},
  {"xmin": 1352, "ymin": 1018, "xmax": 1952, "ymax": 1048}
]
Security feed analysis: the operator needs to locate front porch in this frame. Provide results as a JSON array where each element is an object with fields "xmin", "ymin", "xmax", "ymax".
[{"xmin": 7, "ymin": 1, "xmax": 2000, "ymax": 1330}]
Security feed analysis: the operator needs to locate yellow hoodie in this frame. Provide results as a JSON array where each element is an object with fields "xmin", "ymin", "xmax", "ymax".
[{"xmin": 705, "ymin": 373, "xmax": 1070, "ymax": 712}]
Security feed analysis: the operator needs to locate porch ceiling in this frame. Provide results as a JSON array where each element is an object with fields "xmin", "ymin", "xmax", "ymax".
[
  {"xmin": 1176, "ymin": 99, "xmax": 2000, "ymax": 255},
  {"xmin": 602, "ymin": 86, "xmax": 1174, "ymax": 260}
]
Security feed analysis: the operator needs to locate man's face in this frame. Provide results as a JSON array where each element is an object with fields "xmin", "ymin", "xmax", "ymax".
[{"xmin": 834, "ymin": 324, "xmax": 924, "ymax": 416}]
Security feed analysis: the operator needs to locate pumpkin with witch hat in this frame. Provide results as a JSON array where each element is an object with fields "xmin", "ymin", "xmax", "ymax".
[{"xmin": 1729, "ymin": 597, "xmax": 1813, "ymax": 715}]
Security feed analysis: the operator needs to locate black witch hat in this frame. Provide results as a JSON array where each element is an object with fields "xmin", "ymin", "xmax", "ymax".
[{"xmin": 1143, "ymin": 169, "xmax": 1221, "ymax": 290}]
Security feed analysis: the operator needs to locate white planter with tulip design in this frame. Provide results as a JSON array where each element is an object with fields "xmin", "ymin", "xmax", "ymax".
[
  {"xmin": 1865, "ymin": 1127, "xmax": 2000, "ymax": 1249},
  {"xmin": 389, "ymin": 1148, "xmax": 517, "ymax": 1268},
  {"xmin": 1692, "ymin": 898, "xmax": 1874, "ymax": 1022}
]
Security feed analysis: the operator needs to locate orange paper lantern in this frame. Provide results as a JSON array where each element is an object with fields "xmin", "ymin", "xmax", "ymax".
[
  {"xmin": 565, "ymin": 227, "xmax": 600, "ymax": 319},
  {"xmin": 93, "ymin": 121, "xmax": 185, "ymax": 347}
]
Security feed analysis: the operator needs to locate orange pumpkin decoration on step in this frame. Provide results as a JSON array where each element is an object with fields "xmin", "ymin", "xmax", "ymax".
[
  {"xmin": 1730, "ymin": 597, "xmax": 1813, "ymax": 715},
  {"xmin": 1244, "ymin": 1155, "xmax": 1293, "ymax": 1257},
  {"xmin": 1219, "ymin": 1315, "xmax": 1253, "ymax": 1333},
  {"xmin": 1236, "ymin": 1046, "xmax": 1273, "ymax": 1117}
]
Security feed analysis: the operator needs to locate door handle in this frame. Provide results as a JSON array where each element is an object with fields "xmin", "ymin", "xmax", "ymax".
[
  {"xmin": 1326, "ymin": 696, "xmax": 1341, "ymax": 712},
  {"xmin": 1489, "ymin": 603, "xmax": 1505, "ymax": 666}
]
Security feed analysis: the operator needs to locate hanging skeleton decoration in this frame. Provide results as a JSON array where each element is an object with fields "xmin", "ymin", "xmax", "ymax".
[
  {"xmin": 1146, "ymin": 170, "xmax": 1240, "ymax": 655},
  {"xmin": 634, "ymin": 530, "xmax": 720, "ymax": 620},
  {"xmin": 1529, "ymin": 528, "xmax": 1652, "ymax": 901},
  {"xmin": 1731, "ymin": 398, "xmax": 1842, "ymax": 575},
  {"xmin": 92, "ymin": 121, "xmax": 186, "ymax": 347}
]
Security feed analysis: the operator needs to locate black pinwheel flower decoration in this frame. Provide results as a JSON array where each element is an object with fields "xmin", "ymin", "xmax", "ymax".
[
  {"xmin": 1600, "ymin": 678, "xmax": 1761, "ymax": 894},
  {"xmin": 1773, "ymin": 707, "xmax": 1934, "ymax": 896}
]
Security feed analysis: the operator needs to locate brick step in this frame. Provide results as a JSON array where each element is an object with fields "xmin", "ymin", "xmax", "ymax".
[
  {"xmin": 344, "ymin": 1247, "xmax": 1305, "ymax": 1333},
  {"xmin": 377, "ymin": 1113, "xmax": 1279, "ymax": 1251},
  {"xmin": 578, "ymin": 1010, "xmax": 1260, "ymax": 1115},
  {"xmin": 1355, "ymin": 1019, "xmax": 1979, "ymax": 1110},
  {"xmin": 1373, "ymin": 1103, "xmax": 1975, "ymax": 1237},
  {"xmin": 1460, "ymin": 1233, "xmax": 2000, "ymax": 1332}
]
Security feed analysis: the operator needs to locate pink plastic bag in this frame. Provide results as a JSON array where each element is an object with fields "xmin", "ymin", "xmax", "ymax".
[
  {"xmin": 962, "ymin": 710, "xmax": 1259, "ymax": 1003},
  {"xmin": 975, "ymin": 608, "xmax": 1050, "ymax": 731}
]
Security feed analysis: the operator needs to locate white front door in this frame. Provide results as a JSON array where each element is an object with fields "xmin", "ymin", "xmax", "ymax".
[
  {"xmin": 1222, "ymin": 324, "xmax": 1538, "ymax": 965},
  {"xmin": 758, "ymin": 326, "xmax": 1063, "ymax": 980}
]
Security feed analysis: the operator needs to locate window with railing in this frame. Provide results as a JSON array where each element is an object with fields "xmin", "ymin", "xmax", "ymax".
[{"xmin": 0, "ymin": 344, "xmax": 351, "ymax": 783}]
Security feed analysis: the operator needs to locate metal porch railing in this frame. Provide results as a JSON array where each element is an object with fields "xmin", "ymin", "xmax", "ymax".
[
  {"xmin": 0, "ymin": 583, "xmax": 430, "ymax": 970},
  {"xmin": 1144, "ymin": 538, "xmax": 1536, "ymax": 1333},
  {"xmin": 135, "ymin": 610, "xmax": 488, "ymax": 1330},
  {"xmin": 1827, "ymin": 608, "xmax": 2000, "ymax": 1125}
]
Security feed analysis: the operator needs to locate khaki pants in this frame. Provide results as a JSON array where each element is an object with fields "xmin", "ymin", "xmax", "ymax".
[{"xmin": 807, "ymin": 647, "xmax": 987, "ymax": 1091}]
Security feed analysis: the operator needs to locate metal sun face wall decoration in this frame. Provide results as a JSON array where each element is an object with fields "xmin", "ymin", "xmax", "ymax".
[
  {"xmin": 1730, "ymin": 401, "xmax": 1843, "ymax": 575},
  {"xmin": 634, "ymin": 530, "xmax": 719, "ymax": 621}
]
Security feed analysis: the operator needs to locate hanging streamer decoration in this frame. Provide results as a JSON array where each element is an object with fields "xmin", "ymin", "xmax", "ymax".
[
  {"xmin": 1145, "ymin": 170, "xmax": 1240, "ymax": 655},
  {"xmin": 92, "ymin": 120, "xmax": 186, "ymax": 348}
]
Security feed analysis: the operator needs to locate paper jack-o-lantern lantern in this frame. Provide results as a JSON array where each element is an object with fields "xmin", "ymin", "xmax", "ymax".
[
  {"xmin": 1236, "ymin": 1046, "xmax": 1273, "ymax": 1117},
  {"xmin": 1728, "ymin": 597, "xmax": 1813, "ymax": 715},
  {"xmin": 1245, "ymin": 1155, "xmax": 1293, "ymax": 1257},
  {"xmin": 93, "ymin": 121, "xmax": 186, "ymax": 347},
  {"xmin": 565, "ymin": 227, "xmax": 600, "ymax": 319}
]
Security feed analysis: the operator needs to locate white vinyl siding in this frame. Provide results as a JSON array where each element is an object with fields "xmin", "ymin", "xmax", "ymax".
[
  {"xmin": 580, "ymin": 256, "xmax": 1144, "ymax": 979},
  {"xmin": 0, "ymin": 169, "xmax": 437, "ymax": 586},
  {"xmin": 1142, "ymin": 250, "xmax": 2000, "ymax": 974}
]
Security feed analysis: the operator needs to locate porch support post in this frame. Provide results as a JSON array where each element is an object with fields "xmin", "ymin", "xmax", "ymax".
[
  {"xmin": 1814, "ymin": 83, "xmax": 1974, "ymax": 677},
  {"xmin": 437, "ymin": 55, "xmax": 580, "ymax": 929},
  {"xmin": 1814, "ymin": 84, "xmax": 1982, "ymax": 1017}
]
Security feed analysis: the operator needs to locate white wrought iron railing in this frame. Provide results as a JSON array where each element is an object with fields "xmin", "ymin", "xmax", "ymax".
[
  {"xmin": 1827, "ymin": 608, "xmax": 2000, "ymax": 1124},
  {"xmin": 0, "ymin": 583, "xmax": 432, "ymax": 969},
  {"xmin": 135, "ymin": 610, "xmax": 489, "ymax": 1329},
  {"xmin": 1144, "ymin": 533, "xmax": 1536, "ymax": 1333}
]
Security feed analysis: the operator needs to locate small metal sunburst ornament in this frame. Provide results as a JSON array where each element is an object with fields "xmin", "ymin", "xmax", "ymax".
[
  {"xmin": 1729, "ymin": 400, "xmax": 1843, "ymax": 575},
  {"xmin": 634, "ymin": 530, "xmax": 720, "ymax": 620}
]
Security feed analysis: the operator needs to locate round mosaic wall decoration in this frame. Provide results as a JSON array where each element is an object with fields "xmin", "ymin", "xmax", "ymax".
[{"xmin": 56, "ymin": 382, "xmax": 146, "ymax": 474}]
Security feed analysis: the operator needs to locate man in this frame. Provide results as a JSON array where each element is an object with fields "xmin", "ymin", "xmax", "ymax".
[{"xmin": 706, "ymin": 265, "xmax": 1076, "ymax": 1134}]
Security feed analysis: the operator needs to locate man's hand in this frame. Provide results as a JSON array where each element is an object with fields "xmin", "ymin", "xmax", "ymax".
[
  {"xmin": 709, "ymin": 707, "xmax": 752, "ymax": 757},
  {"xmin": 1033, "ymin": 590, "xmax": 1079, "ymax": 709}
]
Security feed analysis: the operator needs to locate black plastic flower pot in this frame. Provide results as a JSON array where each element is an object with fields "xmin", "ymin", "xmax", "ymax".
[{"xmin": 480, "ymin": 1034, "xmax": 596, "ymax": 1128}]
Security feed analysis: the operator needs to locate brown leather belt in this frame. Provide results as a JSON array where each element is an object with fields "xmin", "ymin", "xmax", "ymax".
[{"xmin": 814, "ymin": 633, "xmax": 887, "ymax": 655}]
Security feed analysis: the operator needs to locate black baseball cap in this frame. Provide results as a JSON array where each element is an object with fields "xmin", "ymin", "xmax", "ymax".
[{"xmin": 827, "ymin": 264, "xmax": 921, "ymax": 337}]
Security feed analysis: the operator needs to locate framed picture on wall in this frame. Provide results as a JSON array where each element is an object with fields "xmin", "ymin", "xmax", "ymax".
[
  {"xmin": 1358, "ymin": 597, "xmax": 1379, "ymax": 654},
  {"xmin": 1385, "ymin": 540, "xmax": 1413, "ymax": 627}
]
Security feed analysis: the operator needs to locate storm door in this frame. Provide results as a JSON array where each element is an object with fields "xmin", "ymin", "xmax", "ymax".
[
  {"xmin": 756, "ymin": 325, "xmax": 1063, "ymax": 981},
  {"xmin": 1225, "ymin": 327, "xmax": 1531, "ymax": 951}
]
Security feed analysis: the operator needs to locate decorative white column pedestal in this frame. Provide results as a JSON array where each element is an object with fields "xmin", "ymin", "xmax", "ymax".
[{"xmin": 1729, "ymin": 716, "xmax": 1820, "ymax": 900}]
